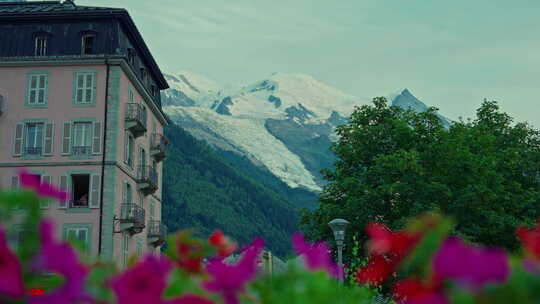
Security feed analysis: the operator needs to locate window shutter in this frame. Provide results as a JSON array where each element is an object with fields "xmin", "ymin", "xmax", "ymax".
[
  {"xmin": 89, "ymin": 174, "xmax": 100, "ymax": 208},
  {"xmin": 92, "ymin": 121, "xmax": 101, "ymax": 154},
  {"xmin": 59, "ymin": 175, "xmax": 69, "ymax": 208},
  {"xmin": 44, "ymin": 75, "xmax": 49, "ymax": 105},
  {"xmin": 43, "ymin": 122, "xmax": 54, "ymax": 155},
  {"xmin": 11, "ymin": 176, "xmax": 19, "ymax": 190},
  {"xmin": 13, "ymin": 123, "xmax": 24, "ymax": 156},
  {"xmin": 92, "ymin": 72, "xmax": 97, "ymax": 104},
  {"xmin": 62, "ymin": 122, "xmax": 71, "ymax": 155},
  {"xmin": 40, "ymin": 175, "xmax": 51, "ymax": 208},
  {"xmin": 124, "ymin": 131, "xmax": 129, "ymax": 164}
]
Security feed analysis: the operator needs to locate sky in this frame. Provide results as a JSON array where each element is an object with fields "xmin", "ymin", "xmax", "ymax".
[{"xmin": 78, "ymin": 0, "xmax": 540, "ymax": 126}]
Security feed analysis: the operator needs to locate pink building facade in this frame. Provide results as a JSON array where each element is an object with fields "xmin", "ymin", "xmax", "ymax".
[{"xmin": 0, "ymin": 1, "xmax": 170, "ymax": 267}]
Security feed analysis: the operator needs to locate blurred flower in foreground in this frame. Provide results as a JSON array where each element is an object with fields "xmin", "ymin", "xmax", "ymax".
[
  {"xmin": 19, "ymin": 168, "xmax": 67, "ymax": 202},
  {"xmin": 29, "ymin": 220, "xmax": 91, "ymax": 304},
  {"xmin": 0, "ymin": 226, "xmax": 25, "ymax": 299},
  {"xmin": 203, "ymin": 238, "xmax": 264, "ymax": 304},
  {"xmin": 433, "ymin": 237, "xmax": 509, "ymax": 291},
  {"xmin": 393, "ymin": 278, "xmax": 447, "ymax": 304},
  {"xmin": 111, "ymin": 255, "xmax": 172, "ymax": 304},
  {"xmin": 209, "ymin": 230, "xmax": 237, "ymax": 258},
  {"xmin": 517, "ymin": 221, "xmax": 540, "ymax": 260},
  {"xmin": 357, "ymin": 223, "xmax": 421, "ymax": 286},
  {"xmin": 292, "ymin": 232, "xmax": 340, "ymax": 278},
  {"xmin": 164, "ymin": 293, "xmax": 214, "ymax": 304}
]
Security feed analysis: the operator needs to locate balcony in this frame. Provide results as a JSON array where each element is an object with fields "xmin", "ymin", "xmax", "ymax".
[
  {"xmin": 69, "ymin": 198, "xmax": 89, "ymax": 209},
  {"xmin": 24, "ymin": 147, "xmax": 42, "ymax": 156},
  {"xmin": 119, "ymin": 204, "xmax": 145, "ymax": 234},
  {"xmin": 147, "ymin": 220, "xmax": 167, "ymax": 246},
  {"xmin": 150, "ymin": 133, "xmax": 168, "ymax": 162},
  {"xmin": 72, "ymin": 146, "xmax": 92, "ymax": 157},
  {"xmin": 125, "ymin": 103, "xmax": 147, "ymax": 137},
  {"xmin": 136, "ymin": 165, "xmax": 158, "ymax": 195}
]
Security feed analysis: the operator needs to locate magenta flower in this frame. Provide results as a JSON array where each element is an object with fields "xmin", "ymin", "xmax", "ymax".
[
  {"xmin": 203, "ymin": 238, "xmax": 264, "ymax": 304},
  {"xmin": 164, "ymin": 293, "xmax": 214, "ymax": 304},
  {"xmin": 29, "ymin": 220, "xmax": 91, "ymax": 304},
  {"xmin": 19, "ymin": 169, "xmax": 67, "ymax": 202},
  {"xmin": 0, "ymin": 226, "xmax": 25, "ymax": 299},
  {"xmin": 433, "ymin": 237, "xmax": 509, "ymax": 290},
  {"xmin": 292, "ymin": 232, "xmax": 340, "ymax": 278},
  {"xmin": 111, "ymin": 254, "xmax": 172, "ymax": 304}
]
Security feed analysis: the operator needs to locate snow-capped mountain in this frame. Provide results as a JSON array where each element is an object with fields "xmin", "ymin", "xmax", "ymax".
[{"xmin": 162, "ymin": 71, "xmax": 451, "ymax": 193}]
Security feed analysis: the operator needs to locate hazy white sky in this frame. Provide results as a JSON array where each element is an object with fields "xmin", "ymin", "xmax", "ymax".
[{"xmin": 79, "ymin": 0, "xmax": 540, "ymax": 126}]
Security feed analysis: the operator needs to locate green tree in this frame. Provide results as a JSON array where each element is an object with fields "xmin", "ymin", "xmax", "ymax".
[{"xmin": 302, "ymin": 97, "xmax": 540, "ymax": 257}]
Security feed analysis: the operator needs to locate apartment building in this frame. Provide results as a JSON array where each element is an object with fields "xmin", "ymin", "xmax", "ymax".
[{"xmin": 0, "ymin": 1, "xmax": 170, "ymax": 267}]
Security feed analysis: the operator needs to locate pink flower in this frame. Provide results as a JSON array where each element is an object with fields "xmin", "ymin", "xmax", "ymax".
[
  {"xmin": 19, "ymin": 169, "xmax": 67, "ymax": 202},
  {"xmin": 203, "ymin": 238, "xmax": 264, "ymax": 304},
  {"xmin": 292, "ymin": 233, "xmax": 340, "ymax": 278},
  {"xmin": 111, "ymin": 255, "xmax": 172, "ymax": 304},
  {"xmin": 433, "ymin": 237, "xmax": 509, "ymax": 291},
  {"xmin": 29, "ymin": 220, "xmax": 91, "ymax": 304},
  {"xmin": 164, "ymin": 293, "xmax": 214, "ymax": 304},
  {"xmin": 0, "ymin": 226, "xmax": 25, "ymax": 299}
]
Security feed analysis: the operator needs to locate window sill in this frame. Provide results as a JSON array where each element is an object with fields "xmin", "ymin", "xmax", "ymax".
[
  {"xmin": 65, "ymin": 208, "xmax": 92, "ymax": 214},
  {"xmin": 24, "ymin": 104, "xmax": 48, "ymax": 109},
  {"xmin": 72, "ymin": 102, "xmax": 96, "ymax": 107}
]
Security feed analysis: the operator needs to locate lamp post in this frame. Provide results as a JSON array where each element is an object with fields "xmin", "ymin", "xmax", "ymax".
[{"xmin": 328, "ymin": 218, "xmax": 350, "ymax": 283}]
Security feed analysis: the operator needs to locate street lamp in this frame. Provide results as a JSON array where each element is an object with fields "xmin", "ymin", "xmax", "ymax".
[{"xmin": 328, "ymin": 218, "xmax": 350, "ymax": 283}]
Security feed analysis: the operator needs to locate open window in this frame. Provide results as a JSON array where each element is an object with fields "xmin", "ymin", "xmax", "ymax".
[
  {"xmin": 71, "ymin": 174, "xmax": 90, "ymax": 207},
  {"xmin": 82, "ymin": 35, "xmax": 95, "ymax": 55}
]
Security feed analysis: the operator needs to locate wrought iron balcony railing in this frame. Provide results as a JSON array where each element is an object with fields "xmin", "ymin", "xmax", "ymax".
[
  {"xmin": 136, "ymin": 166, "xmax": 158, "ymax": 194},
  {"xmin": 125, "ymin": 103, "xmax": 147, "ymax": 137},
  {"xmin": 150, "ymin": 133, "xmax": 168, "ymax": 161},
  {"xmin": 147, "ymin": 220, "xmax": 167, "ymax": 246},
  {"xmin": 69, "ymin": 198, "xmax": 89, "ymax": 208},
  {"xmin": 24, "ymin": 146, "xmax": 42, "ymax": 156},
  {"xmin": 120, "ymin": 204, "xmax": 145, "ymax": 234},
  {"xmin": 72, "ymin": 146, "xmax": 92, "ymax": 156}
]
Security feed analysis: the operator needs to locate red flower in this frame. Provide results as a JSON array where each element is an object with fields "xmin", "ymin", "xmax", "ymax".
[
  {"xmin": 176, "ymin": 242, "xmax": 204, "ymax": 273},
  {"xmin": 357, "ymin": 223, "xmax": 421, "ymax": 286},
  {"xmin": 393, "ymin": 278, "xmax": 447, "ymax": 304},
  {"xmin": 356, "ymin": 254, "xmax": 395, "ymax": 286},
  {"xmin": 209, "ymin": 230, "xmax": 237, "ymax": 258},
  {"xmin": 517, "ymin": 222, "xmax": 540, "ymax": 260},
  {"xmin": 0, "ymin": 226, "xmax": 25, "ymax": 299}
]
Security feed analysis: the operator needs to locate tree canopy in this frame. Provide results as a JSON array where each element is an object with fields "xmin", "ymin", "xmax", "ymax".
[{"xmin": 301, "ymin": 98, "xmax": 540, "ymax": 255}]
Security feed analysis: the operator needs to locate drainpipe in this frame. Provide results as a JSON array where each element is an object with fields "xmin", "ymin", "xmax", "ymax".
[{"xmin": 98, "ymin": 59, "xmax": 110, "ymax": 257}]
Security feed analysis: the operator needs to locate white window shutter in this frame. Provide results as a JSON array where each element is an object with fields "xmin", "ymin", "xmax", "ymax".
[
  {"xmin": 13, "ymin": 123, "xmax": 24, "ymax": 156},
  {"xmin": 62, "ymin": 122, "xmax": 71, "ymax": 155},
  {"xmin": 89, "ymin": 174, "xmax": 100, "ymax": 208},
  {"xmin": 44, "ymin": 75, "xmax": 49, "ymax": 104},
  {"xmin": 59, "ymin": 175, "xmax": 69, "ymax": 208},
  {"xmin": 124, "ymin": 131, "xmax": 129, "ymax": 164},
  {"xmin": 43, "ymin": 122, "xmax": 54, "ymax": 155},
  {"xmin": 40, "ymin": 175, "xmax": 51, "ymax": 208},
  {"xmin": 92, "ymin": 121, "xmax": 102, "ymax": 154}
]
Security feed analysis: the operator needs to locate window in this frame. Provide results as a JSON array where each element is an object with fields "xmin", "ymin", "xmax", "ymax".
[
  {"xmin": 72, "ymin": 122, "xmax": 92, "ymax": 155},
  {"xmin": 125, "ymin": 132, "xmax": 135, "ymax": 167},
  {"xmin": 127, "ymin": 48, "xmax": 135, "ymax": 65},
  {"xmin": 128, "ymin": 89, "xmax": 134, "ymax": 103},
  {"xmin": 122, "ymin": 234, "xmax": 129, "ymax": 269},
  {"xmin": 25, "ymin": 123, "xmax": 44, "ymax": 156},
  {"xmin": 35, "ymin": 36, "xmax": 47, "ymax": 56},
  {"xmin": 82, "ymin": 35, "xmax": 95, "ymax": 55},
  {"xmin": 65, "ymin": 227, "xmax": 89, "ymax": 252},
  {"xmin": 71, "ymin": 174, "xmax": 90, "ymax": 207},
  {"xmin": 140, "ymin": 68, "xmax": 147, "ymax": 83},
  {"xmin": 27, "ymin": 74, "xmax": 48, "ymax": 105},
  {"xmin": 74, "ymin": 72, "xmax": 95, "ymax": 104},
  {"xmin": 151, "ymin": 85, "xmax": 158, "ymax": 98},
  {"xmin": 126, "ymin": 183, "xmax": 133, "ymax": 205}
]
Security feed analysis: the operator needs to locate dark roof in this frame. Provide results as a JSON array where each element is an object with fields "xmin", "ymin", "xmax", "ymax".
[
  {"xmin": 0, "ymin": 1, "xmax": 169, "ymax": 90},
  {"xmin": 0, "ymin": 1, "xmax": 119, "ymax": 14}
]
